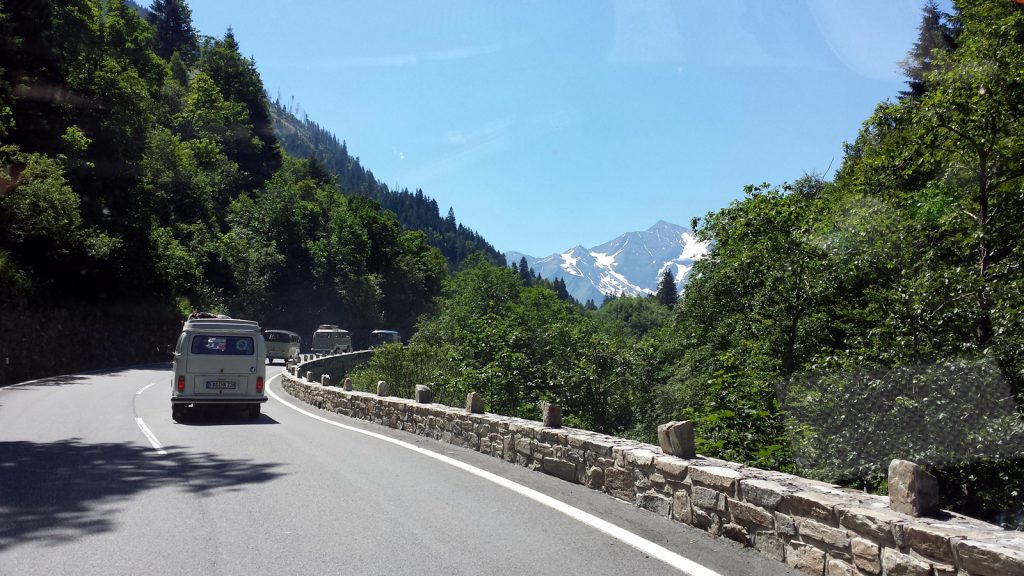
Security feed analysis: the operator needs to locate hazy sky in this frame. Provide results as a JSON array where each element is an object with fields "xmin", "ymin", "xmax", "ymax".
[{"xmin": 188, "ymin": 0, "xmax": 934, "ymax": 257}]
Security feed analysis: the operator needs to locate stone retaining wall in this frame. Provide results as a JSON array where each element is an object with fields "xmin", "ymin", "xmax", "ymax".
[
  {"xmin": 292, "ymin": 351, "xmax": 371, "ymax": 384},
  {"xmin": 282, "ymin": 359, "xmax": 1024, "ymax": 576},
  {"xmin": 0, "ymin": 302, "xmax": 180, "ymax": 387}
]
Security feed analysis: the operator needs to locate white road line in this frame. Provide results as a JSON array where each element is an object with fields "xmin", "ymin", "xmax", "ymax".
[
  {"xmin": 134, "ymin": 382, "xmax": 167, "ymax": 455},
  {"xmin": 135, "ymin": 417, "xmax": 167, "ymax": 455},
  {"xmin": 266, "ymin": 375, "xmax": 723, "ymax": 576},
  {"xmin": 135, "ymin": 416, "xmax": 166, "ymax": 453}
]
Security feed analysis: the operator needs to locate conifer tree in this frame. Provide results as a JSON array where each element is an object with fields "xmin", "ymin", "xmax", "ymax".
[
  {"xmin": 554, "ymin": 277, "xmax": 570, "ymax": 301},
  {"xmin": 517, "ymin": 256, "xmax": 531, "ymax": 286},
  {"xmin": 198, "ymin": 29, "xmax": 281, "ymax": 189},
  {"xmin": 900, "ymin": 0, "xmax": 957, "ymax": 98},
  {"xmin": 656, "ymin": 268, "xmax": 678, "ymax": 308},
  {"xmin": 148, "ymin": 0, "xmax": 200, "ymax": 66}
]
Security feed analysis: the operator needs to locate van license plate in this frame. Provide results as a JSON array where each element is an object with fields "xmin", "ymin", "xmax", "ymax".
[{"xmin": 206, "ymin": 380, "xmax": 236, "ymax": 389}]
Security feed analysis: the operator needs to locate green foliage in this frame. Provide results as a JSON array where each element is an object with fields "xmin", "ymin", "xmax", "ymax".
[
  {"xmin": 0, "ymin": 0, "xmax": 445, "ymax": 343},
  {"xmin": 781, "ymin": 357, "xmax": 1024, "ymax": 526},
  {"xmin": 147, "ymin": 0, "xmax": 200, "ymax": 66},
  {"xmin": 640, "ymin": 1, "xmax": 1024, "ymax": 525},
  {"xmin": 198, "ymin": 30, "xmax": 280, "ymax": 190},
  {"xmin": 349, "ymin": 343, "xmax": 465, "ymax": 406},
  {"xmin": 591, "ymin": 295, "xmax": 671, "ymax": 340},
  {"xmin": 408, "ymin": 258, "xmax": 653, "ymax": 434},
  {"xmin": 784, "ymin": 358, "xmax": 1020, "ymax": 478},
  {"xmin": 655, "ymin": 268, "xmax": 678, "ymax": 308},
  {"xmin": 149, "ymin": 224, "xmax": 202, "ymax": 297},
  {"xmin": 0, "ymin": 147, "xmax": 96, "ymax": 300}
]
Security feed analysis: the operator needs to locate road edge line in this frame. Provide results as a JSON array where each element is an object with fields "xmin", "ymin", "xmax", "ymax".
[
  {"xmin": 266, "ymin": 374, "xmax": 722, "ymax": 576},
  {"xmin": 134, "ymin": 382, "xmax": 167, "ymax": 455}
]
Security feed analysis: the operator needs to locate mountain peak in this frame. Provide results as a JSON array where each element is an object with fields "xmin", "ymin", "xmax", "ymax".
[
  {"xmin": 650, "ymin": 219, "xmax": 683, "ymax": 231},
  {"xmin": 507, "ymin": 220, "xmax": 708, "ymax": 305}
]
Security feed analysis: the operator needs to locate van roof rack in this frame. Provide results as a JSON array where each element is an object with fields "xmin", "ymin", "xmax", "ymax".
[{"xmin": 184, "ymin": 318, "xmax": 261, "ymax": 332}]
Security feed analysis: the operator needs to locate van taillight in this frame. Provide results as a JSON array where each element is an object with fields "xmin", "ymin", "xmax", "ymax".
[
  {"xmin": 177, "ymin": 375, "xmax": 185, "ymax": 392},
  {"xmin": 256, "ymin": 376, "xmax": 264, "ymax": 393}
]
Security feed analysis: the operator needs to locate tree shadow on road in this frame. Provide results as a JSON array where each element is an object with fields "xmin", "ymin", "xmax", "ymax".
[{"xmin": 0, "ymin": 438, "xmax": 286, "ymax": 551}]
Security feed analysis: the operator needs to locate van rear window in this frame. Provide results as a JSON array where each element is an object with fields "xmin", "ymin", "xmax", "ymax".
[
  {"xmin": 265, "ymin": 331, "xmax": 286, "ymax": 342},
  {"xmin": 191, "ymin": 335, "xmax": 255, "ymax": 356}
]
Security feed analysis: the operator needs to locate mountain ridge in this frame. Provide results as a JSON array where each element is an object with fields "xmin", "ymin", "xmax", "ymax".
[
  {"xmin": 507, "ymin": 220, "xmax": 708, "ymax": 305},
  {"xmin": 270, "ymin": 100, "xmax": 505, "ymax": 269}
]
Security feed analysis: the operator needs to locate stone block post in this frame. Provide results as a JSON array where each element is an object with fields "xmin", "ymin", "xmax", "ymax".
[
  {"xmin": 415, "ymin": 384, "xmax": 433, "ymax": 403},
  {"xmin": 321, "ymin": 374, "xmax": 330, "ymax": 386},
  {"xmin": 466, "ymin": 392, "xmax": 484, "ymax": 414},
  {"xmin": 658, "ymin": 420, "xmax": 696, "ymax": 459},
  {"xmin": 541, "ymin": 402, "xmax": 562, "ymax": 428},
  {"xmin": 376, "ymin": 380, "xmax": 389, "ymax": 396},
  {"xmin": 305, "ymin": 371, "xmax": 313, "ymax": 381},
  {"xmin": 888, "ymin": 459, "xmax": 940, "ymax": 517},
  {"xmin": 342, "ymin": 377, "xmax": 352, "ymax": 391}
]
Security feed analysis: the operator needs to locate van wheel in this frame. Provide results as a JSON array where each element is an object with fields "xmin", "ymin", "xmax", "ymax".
[
  {"xmin": 247, "ymin": 405, "xmax": 260, "ymax": 419},
  {"xmin": 172, "ymin": 406, "xmax": 185, "ymax": 422}
]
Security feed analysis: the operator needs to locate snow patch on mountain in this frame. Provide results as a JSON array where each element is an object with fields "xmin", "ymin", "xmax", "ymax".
[{"xmin": 507, "ymin": 220, "xmax": 709, "ymax": 305}]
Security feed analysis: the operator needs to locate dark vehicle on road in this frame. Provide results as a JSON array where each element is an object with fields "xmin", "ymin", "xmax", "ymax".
[{"xmin": 368, "ymin": 330, "xmax": 401, "ymax": 348}]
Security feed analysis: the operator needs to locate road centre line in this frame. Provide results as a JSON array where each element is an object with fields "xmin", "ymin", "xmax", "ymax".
[
  {"xmin": 266, "ymin": 374, "xmax": 723, "ymax": 576},
  {"xmin": 134, "ymin": 382, "xmax": 167, "ymax": 455}
]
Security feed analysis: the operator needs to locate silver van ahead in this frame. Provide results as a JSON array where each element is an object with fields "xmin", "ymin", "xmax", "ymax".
[
  {"xmin": 310, "ymin": 324, "xmax": 352, "ymax": 354},
  {"xmin": 369, "ymin": 329, "xmax": 401, "ymax": 348},
  {"xmin": 264, "ymin": 329, "xmax": 301, "ymax": 364},
  {"xmin": 172, "ymin": 318, "xmax": 268, "ymax": 421}
]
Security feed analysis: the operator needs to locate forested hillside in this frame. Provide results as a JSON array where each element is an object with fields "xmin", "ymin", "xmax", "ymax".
[
  {"xmin": 270, "ymin": 103, "xmax": 504, "ymax": 269},
  {"xmin": 351, "ymin": 0, "xmax": 1024, "ymax": 528},
  {"xmin": 0, "ymin": 0, "xmax": 448, "ymax": 378}
]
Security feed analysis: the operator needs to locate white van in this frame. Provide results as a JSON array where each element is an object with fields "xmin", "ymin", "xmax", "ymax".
[
  {"xmin": 264, "ymin": 329, "xmax": 301, "ymax": 364},
  {"xmin": 172, "ymin": 318, "xmax": 267, "ymax": 421},
  {"xmin": 310, "ymin": 324, "xmax": 353, "ymax": 354}
]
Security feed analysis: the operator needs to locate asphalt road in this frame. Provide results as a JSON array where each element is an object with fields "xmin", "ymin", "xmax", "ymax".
[{"xmin": 0, "ymin": 365, "xmax": 799, "ymax": 576}]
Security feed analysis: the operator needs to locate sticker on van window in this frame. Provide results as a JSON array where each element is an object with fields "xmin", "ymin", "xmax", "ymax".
[
  {"xmin": 250, "ymin": 366, "xmax": 256, "ymax": 373},
  {"xmin": 191, "ymin": 335, "xmax": 255, "ymax": 356}
]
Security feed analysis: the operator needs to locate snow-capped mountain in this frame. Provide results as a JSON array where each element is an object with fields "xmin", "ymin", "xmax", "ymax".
[{"xmin": 506, "ymin": 220, "xmax": 709, "ymax": 305}]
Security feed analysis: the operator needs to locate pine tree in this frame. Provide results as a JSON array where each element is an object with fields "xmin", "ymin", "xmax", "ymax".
[
  {"xmin": 554, "ymin": 277, "xmax": 570, "ymax": 301},
  {"xmin": 148, "ymin": 0, "xmax": 200, "ymax": 66},
  {"xmin": 656, "ymin": 268, "xmax": 678, "ymax": 308},
  {"xmin": 900, "ymin": 0, "xmax": 957, "ymax": 98},
  {"xmin": 198, "ymin": 29, "xmax": 281, "ymax": 190},
  {"xmin": 517, "ymin": 257, "xmax": 531, "ymax": 286}
]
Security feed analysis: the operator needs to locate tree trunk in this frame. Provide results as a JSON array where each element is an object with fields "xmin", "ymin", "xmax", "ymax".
[{"xmin": 975, "ymin": 147, "xmax": 993, "ymax": 350}]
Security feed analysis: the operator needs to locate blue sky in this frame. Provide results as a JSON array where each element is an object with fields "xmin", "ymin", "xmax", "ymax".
[{"xmin": 189, "ymin": 0, "xmax": 933, "ymax": 257}]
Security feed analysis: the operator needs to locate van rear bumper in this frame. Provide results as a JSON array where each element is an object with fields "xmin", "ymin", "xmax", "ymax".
[{"xmin": 171, "ymin": 396, "xmax": 268, "ymax": 404}]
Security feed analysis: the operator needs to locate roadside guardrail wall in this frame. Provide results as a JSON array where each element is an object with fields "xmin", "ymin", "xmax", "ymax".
[{"xmin": 283, "ymin": 356, "xmax": 1024, "ymax": 576}]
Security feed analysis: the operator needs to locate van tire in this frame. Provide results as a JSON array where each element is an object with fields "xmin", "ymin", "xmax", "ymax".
[
  {"xmin": 172, "ymin": 406, "xmax": 185, "ymax": 422},
  {"xmin": 247, "ymin": 404, "xmax": 260, "ymax": 419}
]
